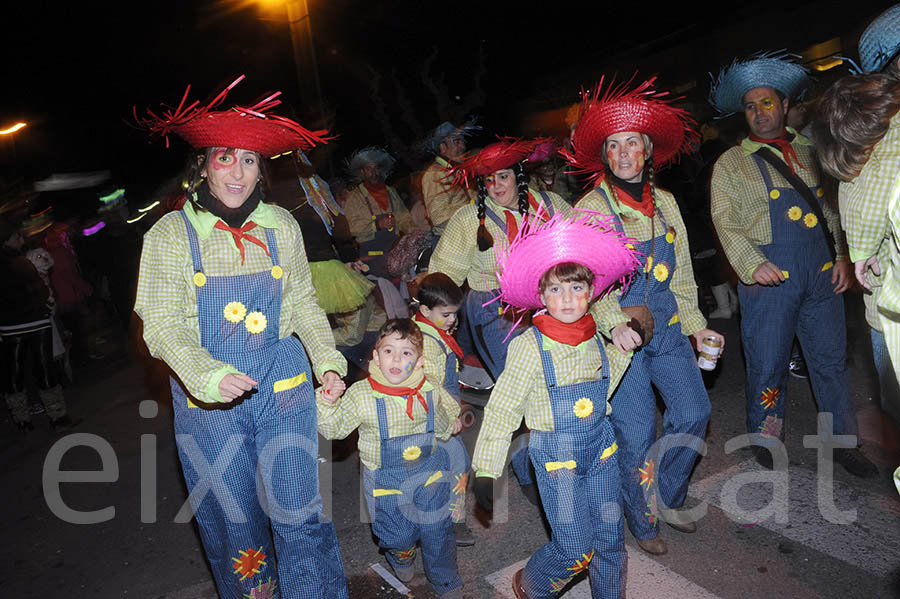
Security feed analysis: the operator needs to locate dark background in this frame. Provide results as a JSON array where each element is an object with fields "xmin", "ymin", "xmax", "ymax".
[{"xmin": 0, "ymin": 0, "xmax": 893, "ymax": 191}]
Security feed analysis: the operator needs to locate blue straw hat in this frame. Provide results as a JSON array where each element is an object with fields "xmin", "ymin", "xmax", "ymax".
[
  {"xmin": 860, "ymin": 4, "xmax": 900, "ymax": 73},
  {"xmin": 421, "ymin": 119, "xmax": 480, "ymax": 153},
  {"xmin": 709, "ymin": 51, "xmax": 810, "ymax": 116}
]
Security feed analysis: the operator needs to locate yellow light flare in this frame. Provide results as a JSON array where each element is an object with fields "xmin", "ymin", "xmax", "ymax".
[{"xmin": 0, "ymin": 122, "xmax": 26, "ymax": 135}]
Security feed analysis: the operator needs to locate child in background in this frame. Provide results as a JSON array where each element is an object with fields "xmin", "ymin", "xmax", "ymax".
[
  {"xmin": 317, "ymin": 319, "xmax": 464, "ymax": 599},
  {"xmin": 413, "ymin": 273, "xmax": 474, "ymax": 547},
  {"xmin": 471, "ymin": 211, "xmax": 639, "ymax": 599}
]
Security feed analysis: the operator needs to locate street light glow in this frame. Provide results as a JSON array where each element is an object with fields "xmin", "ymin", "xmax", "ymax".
[{"xmin": 0, "ymin": 122, "xmax": 26, "ymax": 135}]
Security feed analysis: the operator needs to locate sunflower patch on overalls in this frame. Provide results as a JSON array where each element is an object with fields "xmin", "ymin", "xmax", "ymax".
[
  {"xmin": 361, "ymin": 389, "xmax": 463, "ymax": 596},
  {"xmin": 171, "ymin": 211, "xmax": 348, "ymax": 599},
  {"xmin": 737, "ymin": 155, "xmax": 855, "ymax": 444},
  {"xmin": 419, "ymin": 327, "xmax": 471, "ymax": 524},
  {"xmin": 520, "ymin": 327, "xmax": 626, "ymax": 599}
]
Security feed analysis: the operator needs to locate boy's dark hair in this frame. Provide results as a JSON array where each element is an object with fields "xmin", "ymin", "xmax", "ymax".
[
  {"xmin": 417, "ymin": 273, "xmax": 463, "ymax": 308},
  {"xmin": 376, "ymin": 318, "xmax": 424, "ymax": 356},
  {"xmin": 538, "ymin": 262, "xmax": 595, "ymax": 293}
]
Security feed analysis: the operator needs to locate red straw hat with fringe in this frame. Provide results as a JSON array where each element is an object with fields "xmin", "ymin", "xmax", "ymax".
[
  {"xmin": 450, "ymin": 136, "xmax": 552, "ymax": 188},
  {"xmin": 134, "ymin": 75, "xmax": 329, "ymax": 157},
  {"xmin": 562, "ymin": 75, "xmax": 698, "ymax": 185}
]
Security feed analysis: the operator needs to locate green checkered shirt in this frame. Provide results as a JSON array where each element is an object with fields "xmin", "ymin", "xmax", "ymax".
[
  {"xmin": 576, "ymin": 180, "xmax": 708, "ymax": 337},
  {"xmin": 471, "ymin": 330, "xmax": 628, "ymax": 478},
  {"xmin": 839, "ymin": 112, "xmax": 900, "ymax": 330},
  {"xmin": 710, "ymin": 129, "xmax": 848, "ymax": 284},
  {"xmin": 134, "ymin": 200, "xmax": 346, "ymax": 404},
  {"xmin": 428, "ymin": 189, "xmax": 571, "ymax": 291},
  {"xmin": 316, "ymin": 375, "xmax": 459, "ymax": 471}
]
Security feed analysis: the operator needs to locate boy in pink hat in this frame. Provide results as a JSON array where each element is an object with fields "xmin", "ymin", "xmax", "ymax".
[{"xmin": 471, "ymin": 210, "xmax": 640, "ymax": 599}]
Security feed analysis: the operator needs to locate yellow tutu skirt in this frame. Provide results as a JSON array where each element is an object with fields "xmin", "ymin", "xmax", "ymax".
[{"xmin": 309, "ymin": 259, "xmax": 375, "ymax": 314}]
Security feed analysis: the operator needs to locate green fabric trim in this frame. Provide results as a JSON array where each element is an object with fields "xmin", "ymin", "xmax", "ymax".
[
  {"xmin": 435, "ymin": 156, "xmax": 451, "ymax": 168},
  {"xmin": 597, "ymin": 180, "xmax": 647, "ymax": 222},
  {"xmin": 539, "ymin": 331, "xmax": 594, "ymax": 353},
  {"xmin": 475, "ymin": 471, "xmax": 498, "ymax": 479},
  {"xmin": 206, "ymin": 365, "xmax": 243, "ymax": 403},
  {"xmin": 316, "ymin": 361, "xmax": 348, "ymax": 381},
  {"xmin": 183, "ymin": 197, "xmax": 281, "ymax": 243},
  {"xmin": 740, "ymin": 126, "xmax": 813, "ymax": 157},
  {"xmin": 849, "ymin": 247, "xmax": 874, "ymax": 263}
]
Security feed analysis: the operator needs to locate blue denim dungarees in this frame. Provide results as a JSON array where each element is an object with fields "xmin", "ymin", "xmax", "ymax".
[
  {"xmin": 419, "ymin": 327, "xmax": 471, "ymax": 523},
  {"xmin": 171, "ymin": 212, "xmax": 348, "ymax": 599},
  {"xmin": 738, "ymin": 155, "xmax": 856, "ymax": 444},
  {"xmin": 522, "ymin": 328, "xmax": 626, "ymax": 599},
  {"xmin": 598, "ymin": 188, "xmax": 710, "ymax": 541},
  {"xmin": 362, "ymin": 389, "xmax": 463, "ymax": 595}
]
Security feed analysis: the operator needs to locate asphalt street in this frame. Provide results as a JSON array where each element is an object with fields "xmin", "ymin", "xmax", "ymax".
[{"xmin": 2, "ymin": 294, "xmax": 899, "ymax": 599}]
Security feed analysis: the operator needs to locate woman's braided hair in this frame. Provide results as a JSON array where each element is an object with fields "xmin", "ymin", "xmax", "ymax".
[{"xmin": 476, "ymin": 161, "xmax": 530, "ymax": 251}]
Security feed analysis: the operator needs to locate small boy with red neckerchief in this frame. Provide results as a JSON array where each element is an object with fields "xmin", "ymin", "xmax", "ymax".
[
  {"xmin": 317, "ymin": 318, "xmax": 464, "ymax": 599},
  {"xmin": 413, "ymin": 273, "xmax": 475, "ymax": 547},
  {"xmin": 471, "ymin": 210, "xmax": 639, "ymax": 599}
]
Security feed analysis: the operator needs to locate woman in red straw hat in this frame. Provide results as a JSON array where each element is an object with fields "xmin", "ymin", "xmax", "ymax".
[
  {"xmin": 428, "ymin": 137, "xmax": 572, "ymax": 381},
  {"xmin": 428, "ymin": 137, "xmax": 572, "ymax": 502},
  {"xmin": 134, "ymin": 77, "xmax": 349, "ymax": 599},
  {"xmin": 566, "ymin": 76, "xmax": 724, "ymax": 557}
]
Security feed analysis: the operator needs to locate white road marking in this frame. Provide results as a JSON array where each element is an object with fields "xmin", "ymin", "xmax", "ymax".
[
  {"xmin": 370, "ymin": 562, "xmax": 412, "ymax": 595},
  {"xmin": 484, "ymin": 547, "xmax": 722, "ymax": 599},
  {"xmin": 689, "ymin": 458, "xmax": 900, "ymax": 577}
]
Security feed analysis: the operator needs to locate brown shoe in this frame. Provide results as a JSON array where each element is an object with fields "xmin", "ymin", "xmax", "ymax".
[
  {"xmin": 636, "ymin": 535, "xmax": 668, "ymax": 555},
  {"xmin": 512, "ymin": 568, "xmax": 529, "ymax": 599},
  {"xmin": 666, "ymin": 514, "xmax": 697, "ymax": 533}
]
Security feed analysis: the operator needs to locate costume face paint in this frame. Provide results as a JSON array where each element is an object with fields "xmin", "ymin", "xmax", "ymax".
[
  {"xmin": 203, "ymin": 148, "xmax": 261, "ymax": 209},
  {"xmin": 605, "ymin": 131, "xmax": 646, "ymax": 183},
  {"xmin": 373, "ymin": 332, "xmax": 420, "ymax": 384},
  {"xmin": 743, "ymin": 86, "xmax": 787, "ymax": 139},
  {"xmin": 485, "ymin": 168, "xmax": 518, "ymax": 208},
  {"xmin": 540, "ymin": 277, "xmax": 593, "ymax": 324},
  {"xmin": 420, "ymin": 304, "xmax": 460, "ymax": 331}
]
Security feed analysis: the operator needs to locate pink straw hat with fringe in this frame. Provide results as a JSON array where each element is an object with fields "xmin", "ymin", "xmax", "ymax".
[{"xmin": 495, "ymin": 209, "xmax": 641, "ymax": 310}]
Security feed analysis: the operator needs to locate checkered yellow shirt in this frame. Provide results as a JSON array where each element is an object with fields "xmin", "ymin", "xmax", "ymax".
[
  {"xmin": 415, "ymin": 319, "xmax": 456, "ymax": 392},
  {"xmin": 343, "ymin": 183, "xmax": 415, "ymax": 243},
  {"xmin": 471, "ymin": 329, "xmax": 628, "ymax": 478},
  {"xmin": 576, "ymin": 181, "xmax": 707, "ymax": 337},
  {"xmin": 710, "ymin": 130, "xmax": 848, "ymax": 284},
  {"xmin": 316, "ymin": 375, "xmax": 459, "ymax": 471},
  {"xmin": 421, "ymin": 157, "xmax": 475, "ymax": 233},
  {"xmin": 428, "ymin": 189, "xmax": 572, "ymax": 291},
  {"xmin": 134, "ymin": 201, "xmax": 346, "ymax": 404},
  {"xmin": 839, "ymin": 112, "xmax": 900, "ymax": 330}
]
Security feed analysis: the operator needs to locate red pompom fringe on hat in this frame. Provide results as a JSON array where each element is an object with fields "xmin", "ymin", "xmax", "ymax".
[
  {"xmin": 449, "ymin": 137, "xmax": 552, "ymax": 188},
  {"xmin": 134, "ymin": 75, "xmax": 329, "ymax": 157},
  {"xmin": 561, "ymin": 75, "xmax": 698, "ymax": 186}
]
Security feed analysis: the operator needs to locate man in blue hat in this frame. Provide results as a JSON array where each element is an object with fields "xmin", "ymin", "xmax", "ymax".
[
  {"xmin": 834, "ymin": 4, "xmax": 900, "ymax": 426},
  {"xmin": 708, "ymin": 52, "xmax": 877, "ymax": 478},
  {"xmin": 421, "ymin": 121, "xmax": 477, "ymax": 238}
]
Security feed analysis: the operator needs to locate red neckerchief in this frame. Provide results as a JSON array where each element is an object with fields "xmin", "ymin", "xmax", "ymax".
[
  {"xmin": 368, "ymin": 376, "xmax": 428, "ymax": 420},
  {"xmin": 363, "ymin": 182, "xmax": 390, "ymax": 212},
  {"xmin": 214, "ymin": 220, "xmax": 271, "ymax": 265},
  {"xmin": 533, "ymin": 313, "xmax": 597, "ymax": 346},
  {"xmin": 609, "ymin": 180, "xmax": 655, "ymax": 218},
  {"xmin": 749, "ymin": 129, "xmax": 805, "ymax": 175},
  {"xmin": 502, "ymin": 194, "xmax": 553, "ymax": 243},
  {"xmin": 414, "ymin": 312, "xmax": 464, "ymax": 358}
]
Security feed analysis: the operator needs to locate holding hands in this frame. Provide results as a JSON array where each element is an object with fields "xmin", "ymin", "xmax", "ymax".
[{"xmin": 320, "ymin": 370, "xmax": 346, "ymax": 404}]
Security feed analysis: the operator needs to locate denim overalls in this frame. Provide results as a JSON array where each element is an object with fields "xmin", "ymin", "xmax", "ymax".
[{"xmin": 171, "ymin": 211, "xmax": 348, "ymax": 599}]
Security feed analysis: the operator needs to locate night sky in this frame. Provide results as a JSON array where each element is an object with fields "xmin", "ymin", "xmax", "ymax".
[{"xmin": 0, "ymin": 0, "xmax": 892, "ymax": 195}]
